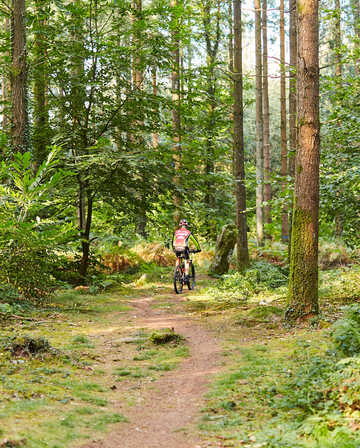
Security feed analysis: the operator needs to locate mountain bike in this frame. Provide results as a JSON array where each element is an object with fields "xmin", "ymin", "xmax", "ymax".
[{"xmin": 173, "ymin": 249, "xmax": 198, "ymax": 294}]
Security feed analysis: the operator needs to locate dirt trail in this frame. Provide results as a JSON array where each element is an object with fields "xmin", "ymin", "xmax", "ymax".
[{"xmin": 82, "ymin": 291, "xmax": 222, "ymax": 448}]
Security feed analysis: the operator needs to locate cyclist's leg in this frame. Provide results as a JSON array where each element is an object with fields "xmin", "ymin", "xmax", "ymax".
[{"xmin": 184, "ymin": 248, "xmax": 190, "ymax": 276}]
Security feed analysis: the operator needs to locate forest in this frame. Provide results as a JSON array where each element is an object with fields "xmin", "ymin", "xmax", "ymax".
[{"xmin": 0, "ymin": 0, "xmax": 359, "ymax": 445}]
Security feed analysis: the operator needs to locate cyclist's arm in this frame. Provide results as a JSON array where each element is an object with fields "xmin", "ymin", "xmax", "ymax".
[
  {"xmin": 171, "ymin": 232, "xmax": 176, "ymax": 250},
  {"xmin": 189, "ymin": 233, "xmax": 201, "ymax": 251}
]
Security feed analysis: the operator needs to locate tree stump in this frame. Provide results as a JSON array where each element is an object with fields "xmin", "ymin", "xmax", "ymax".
[{"xmin": 208, "ymin": 224, "xmax": 237, "ymax": 276}]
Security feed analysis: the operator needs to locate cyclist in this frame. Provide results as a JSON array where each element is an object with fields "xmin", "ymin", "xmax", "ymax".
[{"xmin": 172, "ymin": 219, "xmax": 201, "ymax": 281}]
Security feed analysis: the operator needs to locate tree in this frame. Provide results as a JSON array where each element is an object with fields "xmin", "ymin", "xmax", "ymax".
[
  {"xmin": 287, "ymin": 0, "xmax": 320, "ymax": 321},
  {"xmin": 288, "ymin": 0, "xmax": 297, "ymax": 178},
  {"xmin": 280, "ymin": 0, "xmax": 288, "ymax": 242},
  {"xmin": 11, "ymin": 0, "xmax": 28, "ymax": 153},
  {"xmin": 288, "ymin": 0, "xmax": 297, "ymax": 257},
  {"xmin": 353, "ymin": 0, "xmax": 359, "ymax": 75},
  {"xmin": 171, "ymin": 0, "xmax": 182, "ymax": 225},
  {"xmin": 233, "ymin": 0, "xmax": 249, "ymax": 269},
  {"xmin": 254, "ymin": 0, "xmax": 264, "ymax": 246},
  {"xmin": 201, "ymin": 0, "xmax": 221, "ymax": 236},
  {"xmin": 333, "ymin": 0, "xmax": 343, "ymax": 238},
  {"xmin": 262, "ymin": 0, "xmax": 271, "ymax": 231},
  {"xmin": 1, "ymin": 17, "xmax": 10, "ymax": 133},
  {"xmin": 32, "ymin": 0, "xmax": 50, "ymax": 170}
]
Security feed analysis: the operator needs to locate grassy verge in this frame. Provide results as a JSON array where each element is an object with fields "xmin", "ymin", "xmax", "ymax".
[{"xmin": 183, "ymin": 264, "xmax": 360, "ymax": 448}]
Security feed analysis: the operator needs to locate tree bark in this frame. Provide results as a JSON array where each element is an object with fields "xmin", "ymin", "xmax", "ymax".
[
  {"xmin": 11, "ymin": 0, "xmax": 29, "ymax": 153},
  {"xmin": 262, "ymin": 0, "xmax": 271, "ymax": 231},
  {"xmin": 280, "ymin": 0, "xmax": 289, "ymax": 242},
  {"xmin": 228, "ymin": 0, "xmax": 234, "ymax": 74},
  {"xmin": 288, "ymin": 0, "xmax": 297, "ymax": 258},
  {"xmin": 131, "ymin": 0, "xmax": 147, "ymax": 238},
  {"xmin": 152, "ymin": 67, "xmax": 159, "ymax": 148},
  {"xmin": 2, "ymin": 18, "xmax": 10, "ymax": 133},
  {"xmin": 32, "ymin": 0, "xmax": 50, "ymax": 170},
  {"xmin": 287, "ymin": 0, "xmax": 320, "ymax": 322},
  {"xmin": 209, "ymin": 224, "xmax": 237, "ymax": 275},
  {"xmin": 171, "ymin": 0, "xmax": 182, "ymax": 225},
  {"xmin": 255, "ymin": 0, "xmax": 264, "ymax": 246},
  {"xmin": 79, "ymin": 190, "xmax": 93, "ymax": 280},
  {"xmin": 353, "ymin": 0, "xmax": 359, "ymax": 75},
  {"xmin": 202, "ymin": 0, "xmax": 221, "ymax": 237},
  {"xmin": 334, "ymin": 0, "xmax": 343, "ymax": 239},
  {"xmin": 233, "ymin": 0, "xmax": 249, "ymax": 269}
]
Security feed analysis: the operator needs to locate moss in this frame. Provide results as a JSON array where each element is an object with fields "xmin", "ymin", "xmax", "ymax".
[
  {"xmin": 3, "ymin": 335, "xmax": 55, "ymax": 358},
  {"xmin": 149, "ymin": 328, "xmax": 183, "ymax": 345},
  {"xmin": 287, "ymin": 206, "xmax": 319, "ymax": 323},
  {"xmin": 208, "ymin": 224, "xmax": 237, "ymax": 276}
]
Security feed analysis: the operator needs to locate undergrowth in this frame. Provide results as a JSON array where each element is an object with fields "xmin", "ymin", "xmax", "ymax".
[{"xmin": 202, "ymin": 302, "xmax": 360, "ymax": 448}]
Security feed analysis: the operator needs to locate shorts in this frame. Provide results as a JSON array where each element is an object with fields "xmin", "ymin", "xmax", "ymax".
[{"xmin": 174, "ymin": 247, "xmax": 190, "ymax": 260}]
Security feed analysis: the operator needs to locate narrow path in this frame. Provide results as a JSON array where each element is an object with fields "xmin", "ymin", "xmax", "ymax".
[{"xmin": 82, "ymin": 290, "xmax": 222, "ymax": 448}]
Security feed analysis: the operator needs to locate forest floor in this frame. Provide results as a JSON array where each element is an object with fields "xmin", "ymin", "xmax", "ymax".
[{"xmin": 0, "ymin": 263, "xmax": 360, "ymax": 448}]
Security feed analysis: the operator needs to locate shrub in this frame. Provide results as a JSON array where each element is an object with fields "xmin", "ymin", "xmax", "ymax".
[
  {"xmin": 209, "ymin": 260, "xmax": 288, "ymax": 302},
  {"xmin": 0, "ymin": 150, "xmax": 74, "ymax": 299},
  {"xmin": 331, "ymin": 305, "xmax": 360, "ymax": 356}
]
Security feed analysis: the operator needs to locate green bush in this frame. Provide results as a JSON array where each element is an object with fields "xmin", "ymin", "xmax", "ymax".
[
  {"xmin": 0, "ymin": 150, "xmax": 74, "ymax": 299},
  {"xmin": 208, "ymin": 260, "xmax": 288, "ymax": 303},
  {"xmin": 331, "ymin": 305, "xmax": 360, "ymax": 356}
]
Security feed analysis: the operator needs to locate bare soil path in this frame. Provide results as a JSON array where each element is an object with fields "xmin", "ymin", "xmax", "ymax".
[{"xmin": 82, "ymin": 288, "xmax": 222, "ymax": 448}]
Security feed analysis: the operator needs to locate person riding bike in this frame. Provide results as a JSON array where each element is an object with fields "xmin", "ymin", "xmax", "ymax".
[{"xmin": 172, "ymin": 219, "xmax": 201, "ymax": 281}]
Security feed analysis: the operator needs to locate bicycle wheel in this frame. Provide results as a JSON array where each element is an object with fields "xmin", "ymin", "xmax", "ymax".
[
  {"xmin": 187, "ymin": 263, "xmax": 195, "ymax": 290},
  {"xmin": 174, "ymin": 265, "xmax": 183, "ymax": 294}
]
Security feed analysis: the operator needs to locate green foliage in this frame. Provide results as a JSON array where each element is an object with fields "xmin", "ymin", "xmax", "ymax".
[
  {"xmin": 0, "ymin": 151, "xmax": 74, "ymax": 299},
  {"xmin": 205, "ymin": 261, "xmax": 288, "ymax": 304},
  {"xmin": 331, "ymin": 305, "xmax": 360, "ymax": 356}
]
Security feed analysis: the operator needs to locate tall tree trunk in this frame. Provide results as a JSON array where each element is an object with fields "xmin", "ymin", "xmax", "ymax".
[
  {"xmin": 202, "ymin": 0, "xmax": 221, "ymax": 237},
  {"xmin": 353, "ymin": 0, "xmax": 360, "ymax": 75},
  {"xmin": 132, "ymin": 0, "xmax": 147, "ymax": 238},
  {"xmin": 334, "ymin": 0, "xmax": 343, "ymax": 238},
  {"xmin": 286, "ymin": 0, "xmax": 320, "ymax": 322},
  {"xmin": 79, "ymin": 190, "xmax": 93, "ymax": 279},
  {"xmin": 2, "ymin": 18, "xmax": 10, "ymax": 133},
  {"xmin": 262, "ymin": 0, "xmax": 271, "ymax": 232},
  {"xmin": 11, "ymin": 0, "xmax": 28, "ymax": 153},
  {"xmin": 228, "ymin": 0, "xmax": 234, "ymax": 74},
  {"xmin": 288, "ymin": 0, "xmax": 297, "ymax": 258},
  {"xmin": 233, "ymin": 0, "xmax": 249, "ymax": 269},
  {"xmin": 152, "ymin": 67, "xmax": 159, "ymax": 148},
  {"xmin": 334, "ymin": 0, "xmax": 342, "ymax": 79},
  {"xmin": 33, "ymin": 0, "xmax": 50, "ymax": 170},
  {"xmin": 255, "ymin": 0, "xmax": 264, "ymax": 246},
  {"xmin": 228, "ymin": 0, "xmax": 235, "ymax": 175},
  {"xmin": 171, "ymin": 0, "xmax": 182, "ymax": 225},
  {"xmin": 280, "ymin": 0, "xmax": 289, "ymax": 242}
]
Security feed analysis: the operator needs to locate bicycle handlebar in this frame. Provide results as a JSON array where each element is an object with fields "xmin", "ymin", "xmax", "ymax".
[{"xmin": 189, "ymin": 249, "xmax": 201, "ymax": 254}]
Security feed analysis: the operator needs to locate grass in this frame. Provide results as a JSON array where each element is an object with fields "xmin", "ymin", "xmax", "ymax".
[{"xmin": 193, "ymin": 264, "xmax": 360, "ymax": 448}]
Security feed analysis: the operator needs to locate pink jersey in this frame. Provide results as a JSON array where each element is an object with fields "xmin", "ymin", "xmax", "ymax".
[{"xmin": 174, "ymin": 228, "xmax": 191, "ymax": 248}]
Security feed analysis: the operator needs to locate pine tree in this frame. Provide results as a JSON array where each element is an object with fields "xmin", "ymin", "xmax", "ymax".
[
  {"xmin": 255, "ymin": 0, "xmax": 264, "ymax": 246},
  {"xmin": 233, "ymin": 0, "xmax": 249, "ymax": 269},
  {"xmin": 287, "ymin": 0, "xmax": 320, "ymax": 322},
  {"xmin": 11, "ymin": 0, "xmax": 29, "ymax": 153}
]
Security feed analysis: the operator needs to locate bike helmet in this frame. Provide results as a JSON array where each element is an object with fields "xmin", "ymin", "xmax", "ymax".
[{"xmin": 179, "ymin": 219, "xmax": 188, "ymax": 227}]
